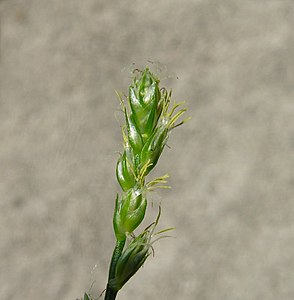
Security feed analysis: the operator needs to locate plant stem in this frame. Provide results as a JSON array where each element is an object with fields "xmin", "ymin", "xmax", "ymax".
[{"xmin": 104, "ymin": 239, "xmax": 125, "ymax": 300}]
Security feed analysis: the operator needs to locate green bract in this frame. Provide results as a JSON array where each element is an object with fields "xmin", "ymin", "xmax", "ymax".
[
  {"xmin": 140, "ymin": 125, "xmax": 168, "ymax": 175},
  {"xmin": 116, "ymin": 152, "xmax": 136, "ymax": 192},
  {"xmin": 113, "ymin": 189, "xmax": 147, "ymax": 241},
  {"xmin": 129, "ymin": 69, "xmax": 161, "ymax": 140},
  {"xmin": 109, "ymin": 231, "xmax": 150, "ymax": 291}
]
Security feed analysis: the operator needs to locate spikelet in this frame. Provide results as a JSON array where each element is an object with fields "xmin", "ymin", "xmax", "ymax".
[
  {"xmin": 108, "ymin": 67, "xmax": 187, "ymax": 295},
  {"xmin": 113, "ymin": 67, "xmax": 187, "ymax": 241}
]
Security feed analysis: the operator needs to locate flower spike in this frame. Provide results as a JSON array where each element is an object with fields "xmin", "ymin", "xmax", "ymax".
[{"xmin": 103, "ymin": 66, "xmax": 188, "ymax": 300}]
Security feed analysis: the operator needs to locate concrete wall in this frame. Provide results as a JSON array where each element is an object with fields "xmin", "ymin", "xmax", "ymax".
[{"xmin": 1, "ymin": 1, "xmax": 293, "ymax": 299}]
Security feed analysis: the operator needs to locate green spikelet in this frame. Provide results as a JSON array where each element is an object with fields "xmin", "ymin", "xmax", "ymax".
[
  {"xmin": 114, "ymin": 67, "xmax": 187, "ymax": 241},
  {"xmin": 103, "ymin": 67, "xmax": 188, "ymax": 300}
]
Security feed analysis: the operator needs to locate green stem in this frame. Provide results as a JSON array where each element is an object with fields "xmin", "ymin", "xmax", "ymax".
[{"xmin": 104, "ymin": 239, "xmax": 125, "ymax": 300}]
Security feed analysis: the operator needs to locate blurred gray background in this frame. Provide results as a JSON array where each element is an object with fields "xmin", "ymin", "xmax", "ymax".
[{"xmin": 1, "ymin": 1, "xmax": 294, "ymax": 299}]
